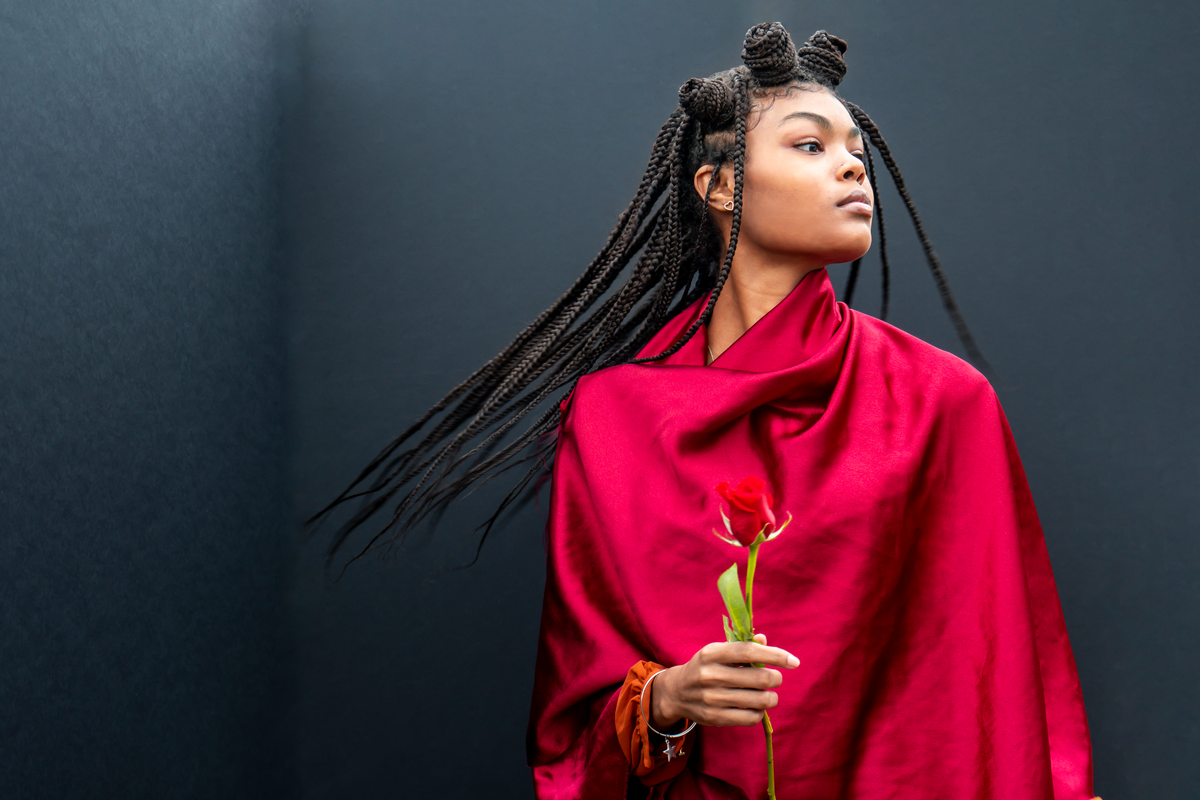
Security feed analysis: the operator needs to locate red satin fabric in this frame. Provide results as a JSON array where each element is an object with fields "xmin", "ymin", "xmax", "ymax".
[{"xmin": 527, "ymin": 268, "xmax": 1094, "ymax": 799}]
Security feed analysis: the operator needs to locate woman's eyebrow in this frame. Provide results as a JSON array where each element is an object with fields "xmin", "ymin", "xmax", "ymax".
[{"xmin": 777, "ymin": 110, "xmax": 862, "ymax": 139}]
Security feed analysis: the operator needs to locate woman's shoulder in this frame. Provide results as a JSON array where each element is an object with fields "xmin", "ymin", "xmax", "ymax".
[
  {"xmin": 561, "ymin": 362, "xmax": 647, "ymax": 423},
  {"xmin": 850, "ymin": 309, "xmax": 996, "ymax": 411}
]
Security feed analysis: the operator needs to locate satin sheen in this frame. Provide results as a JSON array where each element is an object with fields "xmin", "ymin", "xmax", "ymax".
[{"xmin": 527, "ymin": 269, "xmax": 1094, "ymax": 800}]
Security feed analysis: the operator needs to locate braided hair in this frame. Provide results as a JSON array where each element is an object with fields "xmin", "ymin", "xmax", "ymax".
[{"xmin": 314, "ymin": 22, "xmax": 987, "ymax": 570}]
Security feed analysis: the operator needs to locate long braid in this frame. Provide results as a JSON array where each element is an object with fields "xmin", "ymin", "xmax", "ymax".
[
  {"xmin": 638, "ymin": 120, "xmax": 687, "ymax": 342},
  {"xmin": 841, "ymin": 109, "xmax": 889, "ymax": 317},
  {"xmin": 629, "ymin": 72, "xmax": 749, "ymax": 365},
  {"xmin": 863, "ymin": 133, "xmax": 891, "ymax": 320},
  {"xmin": 843, "ymin": 257, "xmax": 862, "ymax": 308},
  {"xmin": 845, "ymin": 102, "xmax": 989, "ymax": 369}
]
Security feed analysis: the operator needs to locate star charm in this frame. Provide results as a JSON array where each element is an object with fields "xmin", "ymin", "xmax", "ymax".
[{"xmin": 662, "ymin": 739, "xmax": 683, "ymax": 761}]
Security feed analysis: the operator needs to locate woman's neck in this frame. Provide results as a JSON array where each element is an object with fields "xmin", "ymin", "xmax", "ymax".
[{"xmin": 707, "ymin": 248, "xmax": 826, "ymax": 362}]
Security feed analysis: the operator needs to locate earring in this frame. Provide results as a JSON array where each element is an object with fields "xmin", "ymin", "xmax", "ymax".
[{"xmin": 722, "ymin": 200, "xmax": 734, "ymax": 210}]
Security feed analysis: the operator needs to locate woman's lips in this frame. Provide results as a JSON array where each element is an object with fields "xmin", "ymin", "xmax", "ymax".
[{"xmin": 837, "ymin": 190, "xmax": 873, "ymax": 216}]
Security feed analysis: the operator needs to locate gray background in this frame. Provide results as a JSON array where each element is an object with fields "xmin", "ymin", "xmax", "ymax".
[
  {"xmin": 1, "ymin": 2, "xmax": 294, "ymax": 798},
  {"xmin": 2, "ymin": 0, "xmax": 1196, "ymax": 797}
]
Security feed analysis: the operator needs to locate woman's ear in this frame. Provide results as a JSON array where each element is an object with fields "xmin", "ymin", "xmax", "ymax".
[{"xmin": 693, "ymin": 163, "xmax": 734, "ymax": 212}]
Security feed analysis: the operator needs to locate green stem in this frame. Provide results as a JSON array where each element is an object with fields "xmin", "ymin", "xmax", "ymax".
[
  {"xmin": 763, "ymin": 710, "xmax": 776, "ymax": 800},
  {"xmin": 750, "ymin": 541, "xmax": 774, "ymax": 797},
  {"xmin": 746, "ymin": 541, "xmax": 759, "ymax": 622}
]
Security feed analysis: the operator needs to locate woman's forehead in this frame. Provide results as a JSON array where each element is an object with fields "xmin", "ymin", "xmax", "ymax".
[{"xmin": 749, "ymin": 87, "xmax": 856, "ymax": 133}]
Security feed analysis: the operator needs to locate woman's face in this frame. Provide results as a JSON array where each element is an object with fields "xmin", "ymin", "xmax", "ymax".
[{"xmin": 705, "ymin": 85, "xmax": 874, "ymax": 266}]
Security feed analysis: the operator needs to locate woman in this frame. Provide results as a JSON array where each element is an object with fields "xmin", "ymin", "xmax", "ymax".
[{"xmin": 319, "ymin": 22, "xmax": 1097, "ymax": 800}]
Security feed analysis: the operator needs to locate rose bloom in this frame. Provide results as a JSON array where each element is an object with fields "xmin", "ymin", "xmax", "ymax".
[{"xmin": 714, "ymin": 476, "xmax": 780, "ymax": 546}]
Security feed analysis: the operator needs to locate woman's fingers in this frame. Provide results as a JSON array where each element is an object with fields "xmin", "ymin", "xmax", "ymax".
[
  {"xmin": 682, "ymin": 695, "xmax": 774, "ymax": 728},
  {"xmin": 700, "ymin": 640, "xmax": 799, "ymax": 669},
  {"xmin": 706, "ymin": 706, "xmax": 773, "ymax": 727},
  {"xmin": 701, "ymin": 687, "xmax": 779, "ymax": 711},
  {"xmin": 697, "ymin": 661, "xmax": 782, "ymax": 690},
  {"xmin": 696, "ymin": 686, "xmax": 779, "ymax": 727}
]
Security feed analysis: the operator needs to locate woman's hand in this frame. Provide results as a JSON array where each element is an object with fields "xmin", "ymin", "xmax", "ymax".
[{"xmin": 650, "ymin": 633, "xmax": 799, "ymax": 729}]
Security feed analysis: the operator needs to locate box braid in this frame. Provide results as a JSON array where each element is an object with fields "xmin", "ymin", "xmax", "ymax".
[
  {"xmin": 315, "ymin": 22, "xmax": 986, "ymax": 570},
  {"xmin": 843, "ymin": 132, "xmax": 892, "ymax": 319},
  {"xmin": 843, "ymin": 100, "xmax": 989, "ymax": 367}
]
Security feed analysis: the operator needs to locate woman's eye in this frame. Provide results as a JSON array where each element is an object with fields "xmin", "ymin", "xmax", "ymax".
[
  {"xmin": 852, "ymin": 151, "xmax": 865, "ymax": 161},
  {"xmin": 795, "ymin": 141, "xmax": 822, "ymax": 153}
]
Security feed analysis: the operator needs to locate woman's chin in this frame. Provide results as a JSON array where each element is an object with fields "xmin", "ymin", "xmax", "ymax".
[
  {"xmin": 823, "ymin": 243, "xmax": 872, "ymax": 266},
  {"xmin": 763, "ymin": 236, "xmax": 871, "ymax": 268},
  {"xmin": 810, "ymin": 232, "xmax": 872, "ymax": 266}
]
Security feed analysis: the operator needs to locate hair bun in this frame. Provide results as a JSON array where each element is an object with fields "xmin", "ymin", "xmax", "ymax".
[
  {"xmin": 678, "ymin": 77, "xmax": 735, "ymax": 124},
  {"xmin": 797, "ymin": 30, "xmax": 848, "ymax": 87},
  {"xmin": 741, "ymin": 22, "xmax": 799, "ymax": 86}
]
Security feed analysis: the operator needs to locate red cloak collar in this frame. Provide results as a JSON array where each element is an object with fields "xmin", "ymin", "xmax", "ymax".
[{"xmin": 640, "ymin": 266, "xmax": 843, "ymax": 373}]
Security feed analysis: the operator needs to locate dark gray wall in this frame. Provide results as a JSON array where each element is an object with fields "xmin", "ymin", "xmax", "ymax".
[
  {"xmin": 4, "ymin": 0, "xmax": 1196, "ymax": 798},
  {"xmin": 1, "ymin": 2, "xmax": 295, "ymax": 797},
  {"xmin": 286, "ymin": 1, "xmax": 1199, "ymax": 798}
]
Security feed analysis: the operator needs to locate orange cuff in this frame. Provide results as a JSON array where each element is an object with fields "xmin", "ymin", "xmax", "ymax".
[{"xmin": 614, "ymin": 660, "xmax": 696, "ymax": 784}]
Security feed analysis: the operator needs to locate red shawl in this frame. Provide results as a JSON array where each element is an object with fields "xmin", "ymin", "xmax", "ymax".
[{"xmin": 527, "ymin": 268, "xmax": 1094, "ymax": 799}]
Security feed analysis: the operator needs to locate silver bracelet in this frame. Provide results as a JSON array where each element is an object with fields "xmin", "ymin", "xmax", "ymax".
[{"xmin": 639, "ymin": 668, "xmax": 699, "ymax": 739}]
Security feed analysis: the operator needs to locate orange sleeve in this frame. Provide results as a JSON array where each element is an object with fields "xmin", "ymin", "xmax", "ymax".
[{"xmin": 614, "ymin": 661, "xmax": 697, "ymax": 784}]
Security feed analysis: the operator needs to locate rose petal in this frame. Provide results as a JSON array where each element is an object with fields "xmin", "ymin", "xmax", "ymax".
[
  {"xmin": 736, "ymin": 476, "xmax": 765, "ymax": 494},
  {"xmin": 754, "ymin": 491, "xmax": 776, "ymax": 532},
  {"xmin": 729, "ymin": 494, "xmax": 758, "ymax": 514},
  {"xmin": 728, "ymin": 510, "xmax": 761, "ymax": 546}
]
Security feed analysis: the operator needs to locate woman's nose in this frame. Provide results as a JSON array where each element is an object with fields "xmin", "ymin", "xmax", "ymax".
[{"xmin": 840, "ymin": 158, "xmax": 866, "ymax": 183}]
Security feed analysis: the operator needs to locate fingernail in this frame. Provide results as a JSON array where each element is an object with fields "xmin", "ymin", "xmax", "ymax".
[{"xmin": 787, "ymin": 655, "xmax": 799, "ymax": 668}]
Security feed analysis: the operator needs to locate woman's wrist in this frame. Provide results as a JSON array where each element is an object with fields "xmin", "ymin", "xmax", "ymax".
[{"xmin": 649, "ymin": 666, "xmax": 684, "ymax": 729}]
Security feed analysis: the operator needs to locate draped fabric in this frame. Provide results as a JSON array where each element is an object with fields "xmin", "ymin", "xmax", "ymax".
[{"xmin": 526, "ymin": 268, "xmax": 1094, "ymax": 800}]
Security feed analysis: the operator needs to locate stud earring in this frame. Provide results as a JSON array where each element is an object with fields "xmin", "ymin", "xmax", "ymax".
[{"xmin": 722, "ymin": 200, "xmax": 734, "ymax": 210}]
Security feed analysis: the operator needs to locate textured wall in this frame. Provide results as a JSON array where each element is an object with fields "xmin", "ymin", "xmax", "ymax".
[
  {"xmin": 3, "ymin": 0, "xmax": 1194, "ymax": 797},
  {"xmin": 0, "ymin": 2, "xmax": 295, "ymax": 797},
  {"xmin": 286, "ymin": 1, "xmax": 1199, "ymax": 797}
]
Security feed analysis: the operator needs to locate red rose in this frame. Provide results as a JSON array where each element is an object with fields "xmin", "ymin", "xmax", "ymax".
[{"xmin": 714, "ymin": 476, "xmax": 778, "ymax": 547}]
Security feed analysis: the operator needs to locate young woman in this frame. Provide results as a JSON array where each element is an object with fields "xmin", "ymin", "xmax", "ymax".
[{"xmin": 319, "ymin": 22, "xmax": 1098, "ymax": 800}]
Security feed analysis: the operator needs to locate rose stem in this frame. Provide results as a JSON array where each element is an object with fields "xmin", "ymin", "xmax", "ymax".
[
  {"xmin": 764, "ymin": 710, "xmax": 776, "ymax": 800},
  {"xmin": 748, "ymin": 538, "xmax": 774, "ymax": 797},
  {"xmin": 746, "ymin": 539, "xmax": 760, "ymax": 621}
]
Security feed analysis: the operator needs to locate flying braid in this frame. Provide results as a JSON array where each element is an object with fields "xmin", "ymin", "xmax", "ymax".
[{"xmin": 844, "ymin": 102, "xmax": 989, "ymax": 367}]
